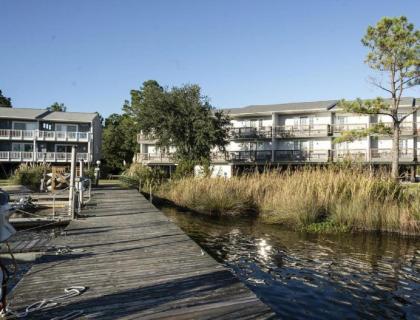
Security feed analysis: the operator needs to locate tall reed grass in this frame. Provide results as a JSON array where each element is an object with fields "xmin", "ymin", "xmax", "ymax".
[{"xmin": 157, "ymin": 167, "xmax": 419, "ymax": 235}]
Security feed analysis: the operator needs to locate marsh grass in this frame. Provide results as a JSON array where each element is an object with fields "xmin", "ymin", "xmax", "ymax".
[{"xmin": 157, "ymin": 167, "xmax": 419, "ymax": 235}]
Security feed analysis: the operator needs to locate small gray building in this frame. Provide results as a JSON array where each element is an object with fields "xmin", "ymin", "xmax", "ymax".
[{"xmin": 0, "ymin": 107, "xmax": 102, "ymax": 171}]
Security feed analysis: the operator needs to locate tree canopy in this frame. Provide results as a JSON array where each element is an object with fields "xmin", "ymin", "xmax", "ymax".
[
  {"xmin": 0, "ymin": 90, "xmax": 12, "ymax": 108},
  {"xmin": 124, "ymin": 80, "xmax": 230, "ymax": 165},
  {"xmin": 101, "ymin": 113, "xmax": 138, "ymax": 173},
  {"xmin": 337, "ymin": 16, "xmax": 419, "ymax": 180},
  {"xmin": 48, "ymin": 102, "xmax": 67, "ymax": 112}
]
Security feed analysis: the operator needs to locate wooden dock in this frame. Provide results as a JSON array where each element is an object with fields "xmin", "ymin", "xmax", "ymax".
[{"xmin": 8, "ymin": 185, "xmax": 275, "ymax": 319}]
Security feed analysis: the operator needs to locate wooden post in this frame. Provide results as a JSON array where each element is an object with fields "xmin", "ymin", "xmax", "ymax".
[
  {"xmin": 68, "ymin": 146, "xmax": 77, "ymax": 219},
  {"xmin": 79, "ymin": 159, "xmax": 84, "ymax": 208}
]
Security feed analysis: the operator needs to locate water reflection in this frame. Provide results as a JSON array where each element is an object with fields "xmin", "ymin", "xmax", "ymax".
[{"xmin": 163, "ymin": 208, "xmax": 420, "ymax": 320}]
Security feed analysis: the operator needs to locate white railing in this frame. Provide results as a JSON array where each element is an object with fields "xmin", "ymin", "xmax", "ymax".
[
  {"xmin": 0, "ymin": 151, "xmax": 90, "ymax": 162},
  {"xmin": 333, "ymin": 149, "xmax": 368, "ymax": 161},
  {"xmin": 37, "ymin": 131, "xmax": 90, "ymax": 141},
  {"xmin": 136, "ymin": 153, "xmax": 174, "ymax": 164},
  {"xmin": 379, "ymin": 122, "xmax": 414, "ymax": 135},
  {"xmin": 370, "ymin": 148, "xmax": 414, "ymax": 161},
  {"xmin": 229, "ymin": 126, "xmax": 272, "ymax": 139},
  {"xmin": 137, "ymin": 133, "xmax": 157, "ymax": 143},
  {"xmin": 274, "ymin": 150, "xmax": 330, "ymax": 162},
  {"xmin": 332, "ymin": 124, "xmax": 368, "ymax": 133},
  {"xmin": 275, "ymin": 125, "xmax": 330, "ymax": 137},
  {"xmin": 0, "ymin": 129, "xmax": 90, "ymax": 141}
]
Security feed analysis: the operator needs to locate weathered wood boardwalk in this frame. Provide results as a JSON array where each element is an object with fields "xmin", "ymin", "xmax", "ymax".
[{"xmin": 8, "ymin": 186, "xmax": 275, "ymax": 319}]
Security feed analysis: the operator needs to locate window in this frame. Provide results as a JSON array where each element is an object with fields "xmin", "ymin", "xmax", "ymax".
[
  {"xmin": 42, "ymin": 123, "xmax": 52, "ymax": 131},
  {"xmin": 56, "ymin": 124, "xmax": 78, "ymax": 132},
  {"xmin": 12, "ymin": 143, "xmax": 33, "ymax": 152},
  {"xmin": 13, "ymin": 122, "xmax": 37, "ymax": 130},
  {"xmin": 56, "ymin": 145, "xmax": 73, "ymax": 153}
]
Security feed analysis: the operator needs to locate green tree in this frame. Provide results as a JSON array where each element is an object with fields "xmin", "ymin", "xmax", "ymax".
[
  {"xmin": 125, "ymin": 80, "xmax": 230, "ymax": 173},
  {"xmin": 0, "ymin": 90, "xmax": 12, "ymax": 107},
  {"xmin": 337, "ymin": 16, "xmax": 419, "ymax": 180},
  {"xmin": 102, "ymin": 113, "xmax": 137, "ymax": 173},
  {"xmin": 48, "ymin": 102, "xmax": 67, "ymax": 112}
]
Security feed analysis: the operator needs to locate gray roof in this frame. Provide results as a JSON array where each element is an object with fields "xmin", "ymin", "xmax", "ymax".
[
  {"xmin": 42, "ymin": 111, "xmax": 97, "ymax": 123},
  {"xmin": 223, "ymin": 100, "xmax": 338, "ymax": 116},
  {"xmin": 0, "ymin": 107, "xmax": 97, "ymax": 123},
  {"xmin": 331, "ymin": 97, "xmax": 416, "ymax": 111},
  {"xmin": 0, "ymin": 107, "xmax": 49, "ymax": 120}
]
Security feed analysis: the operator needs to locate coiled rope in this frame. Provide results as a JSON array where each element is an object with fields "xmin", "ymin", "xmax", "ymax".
[{"xmin": 2, "ymin": 286, "xmax": 86, "ymax": 319}]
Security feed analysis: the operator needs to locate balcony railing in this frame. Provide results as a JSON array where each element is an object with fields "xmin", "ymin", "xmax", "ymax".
[
  {"xmin": 275, "ymin": 125, "xmax": 330, "ymax": 138},
  {"xmin": 0, "ymin": 151, "xmax": 90, "ymax": 162},
  {"xmin": 0, "ymin": 129, "xmax": 35, "ymax": 140},
  {"xmin": 274, "ymin": 150, "xmax": 330, "ymax": 162},
  {"xmin": 37, "ymin": 131, "xmax": 89, "ymax": 141},
  {"xmin": 137, "ymin": 133, "xmax": 157, "ymax": 143},
  {"xmin": 229, "ymin": 127, "xmax": 272, "ymax": 139},
  {"xmin": 370, "ymin": 148, "xmax": 414, "ymax": 162},
  {"xmin": 333, "ymin": 149, "xmax": 368, "ymax": 161},
  {"xmin": 228, "ymin": 150, "xmax": 273, "ymax": 162},
  {"xmin": 379, "ymin": 122, "xmax": 415, "ymax": 135},
  {"xmin": 136, "ymin": 153, "xmax": 174, "ymax": 164},
  {"xmin": 211, "ymin": 152, "xmax": 228, "ymax": 162},
  {"xmin": 332, "ymin": 124, "xmax": 368, "ymax": 134},
  {"xmin": 0, "ymin": 129, "xmax": 90, "ymax": 141}
]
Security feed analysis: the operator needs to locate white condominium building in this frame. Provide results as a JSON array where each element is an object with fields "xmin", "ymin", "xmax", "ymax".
[{"xmin": 137, "ymin": 97, "xmax": 419, "ymax": 177}]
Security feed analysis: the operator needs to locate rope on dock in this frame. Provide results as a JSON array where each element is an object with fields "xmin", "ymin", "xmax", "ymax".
[{"xmin": 2, "ymin": 286, "xmax": 86, "ymax": 319}]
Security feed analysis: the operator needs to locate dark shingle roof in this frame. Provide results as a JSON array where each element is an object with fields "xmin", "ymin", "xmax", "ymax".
[
  {"xmin": 0, "ymin": 107, "xmax": 49, "ymax": 120},
  {"xmin": 42, "ymin": 111, "xmax": 97, "ymax": 123},
  {"xmin": 0, "ymin": 107, "xmax": 97, "ymax": 123},
  {"xmin": 223, "ymin": 100, "xmax": 338, "ymax": 116}
]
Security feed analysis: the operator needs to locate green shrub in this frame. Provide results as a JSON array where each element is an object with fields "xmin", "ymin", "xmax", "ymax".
[
  {"xmin": 120, "ymin": 163, "xmax": 165, "ymax": 191},
  {"xmin": 11, "ymin": 164, "xmax": 49, "ymax": 190}
]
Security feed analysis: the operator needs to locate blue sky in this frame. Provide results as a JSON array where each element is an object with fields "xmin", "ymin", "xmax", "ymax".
[{"xmin": 1, "ymin": 0, "xmax": 419, "ymax": 117}]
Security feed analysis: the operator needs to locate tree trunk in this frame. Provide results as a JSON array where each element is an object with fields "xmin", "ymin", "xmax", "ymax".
[{"xmin": 391, "ymin": 122, "xmax": 400, "ymax": 181}]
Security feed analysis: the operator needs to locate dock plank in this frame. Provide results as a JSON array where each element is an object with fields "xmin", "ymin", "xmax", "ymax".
[{"xmin": 8, "ymin": 186, "xmax": 275, "ymax": 319}]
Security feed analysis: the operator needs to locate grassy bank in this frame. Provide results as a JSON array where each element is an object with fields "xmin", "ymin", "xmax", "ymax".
[{"xmin": 156, "ymin": 168, "xmax": 419, "ymax": 235}]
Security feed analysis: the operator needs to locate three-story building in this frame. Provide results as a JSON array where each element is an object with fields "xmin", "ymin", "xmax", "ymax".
[
  {"xmin": 0, "ymin": 107, "xmax": 102, "ymax": 171},
  {"xmin": 137, "ymin": 97, "xmax": 419, "ymax": 177}
]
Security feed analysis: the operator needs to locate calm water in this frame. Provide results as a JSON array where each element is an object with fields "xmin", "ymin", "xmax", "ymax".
[{"xmin": 163, "ymin": 208, "xmax": 420, "ymax": 320}]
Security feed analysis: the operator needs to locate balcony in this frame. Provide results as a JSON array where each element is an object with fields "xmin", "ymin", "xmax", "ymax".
[
  {"xmin": 0, "ymin": 129, "xmax": 90, "ymax": 142},
  {"xmin": 0, "ymin": 151, "xmax": 90, "ymax": 162},
  {"xmin": 136, "ymin": 153, "xmax": 174, "ymax": 164},
  {"xmin": 229, "ymin": 127, "xmax": 272, "ymax": 140},
  {"xmin": 275, "ymin": 125, "xmax": 330, "ymax": 138},
  {"xmin": 211, "ymin": 151, "xmax": 228, "ymax": 163},
  {"xmin": 37, "ymin": 131, "xmax": 90, "ymax": 142},
  {"xmin": 332, "ymin": 149, "xmax": 368, "ymax": 162},
  {"xmin": 0, "ymin": 129, "xmax": 35, "ymax": 140},
  {"xmin": 137, "ymin": 133, "xmax": 157, "ymax": 144},
  {"xmin": 379, "ymin": 122, "xmax": 415, "ymax": 136},
  {"xmin": 332, "ymin": 124, "xmax": 368, "ymax": 134},
  {"xmin": 370, "ymin": 148, "xmax": 415, "ymax": 162},
  {"xmin": 228, "ymin": 150, "xmax": 272, "ymax": 162},
  {"xmin": 274, "ymin": 150, "xmax": 330, "ymax": 162}
]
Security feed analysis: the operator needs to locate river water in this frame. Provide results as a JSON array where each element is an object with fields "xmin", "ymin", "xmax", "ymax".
[{"xmin": 163, "ymin": 208, "xmax": 420, "ymax": 320}]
